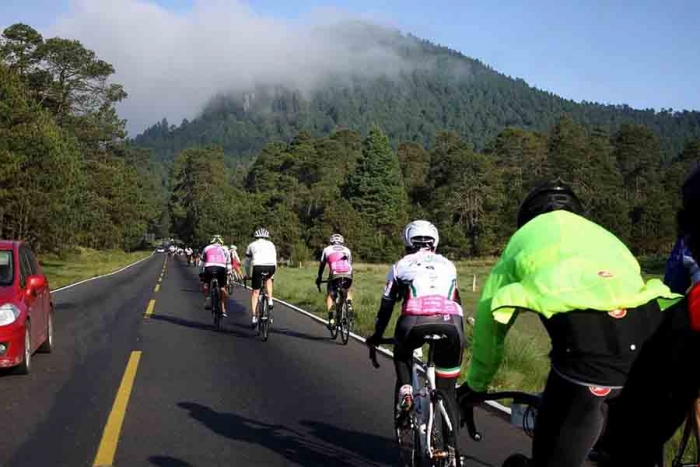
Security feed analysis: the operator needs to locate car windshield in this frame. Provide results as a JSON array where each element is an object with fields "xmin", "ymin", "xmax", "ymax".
[{"xmin": 0, "ymin": 251, "xmax": 13, "ymax": 286}]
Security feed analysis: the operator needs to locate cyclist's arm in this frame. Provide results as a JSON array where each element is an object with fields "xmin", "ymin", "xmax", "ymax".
[
  {"xmin": 373, "ymin": 266, "xmax": 401, "ymax": 337},
  {"xmin": 316, "ymin": 254, "xmax": 327, "ymax": 280},
  {"xmin": 465, "ymin": 261, "xmax": 517, "ymax": 392},
  {"xmin": 244, "ymin": 245, "xmax": 252, "ymax": 277}
]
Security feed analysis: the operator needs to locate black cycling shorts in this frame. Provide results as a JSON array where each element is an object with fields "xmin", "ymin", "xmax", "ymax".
[
  {"xmin": 251, "ymin": 265, "xmax": 276, "ymax": 290},
  {"xmin": 200, "ymin": 266, "xmax": 227, "ymax": 287},
  {"xmin": 328, "ymin": 276, "xmax": 352, "ymax": 299}
]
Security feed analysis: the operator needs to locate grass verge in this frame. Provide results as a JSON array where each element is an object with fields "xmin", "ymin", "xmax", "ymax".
[{"xmin": 40, "ymin": 248, "xmax": 152, "ymax": 290}]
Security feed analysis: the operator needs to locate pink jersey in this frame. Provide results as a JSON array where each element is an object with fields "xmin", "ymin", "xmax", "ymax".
[
  {"xmin": 383, "ymin": 250, "xmax": 463, "ymax": 317},
  {"xmin": 321, "ymin": 245, "xmax": 353, "ymax": 275},
  {"xmin": 202, "ymin": 244, "xmax": 229, "ymax": 268}
]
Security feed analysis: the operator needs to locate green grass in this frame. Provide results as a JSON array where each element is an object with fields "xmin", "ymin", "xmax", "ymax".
[
  {"xmin": 275, "ymin": 259, "xmax": 696, "ymax": 462},
  {"xmin": 40, "ymin": 248, "xmax": 152, "ymax": 290}
]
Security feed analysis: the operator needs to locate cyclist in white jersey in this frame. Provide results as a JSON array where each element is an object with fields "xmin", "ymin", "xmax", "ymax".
[
  {"xmin": 315, "ymin": 234, "xmax": 354, "ymax": 327},
  {"xmin": 245, "ymin": 228, "xmax": 277, "ymax": 326},
  {"xmin": 199, "ymin": 235, "xmax": 231, "ymax": 316},
  {"xmin": 367, "ymin": 220, "xmax": 464, "ymax": 433}
]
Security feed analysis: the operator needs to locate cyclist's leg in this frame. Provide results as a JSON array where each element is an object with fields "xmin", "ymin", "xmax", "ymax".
[
  {"xmin": 432, "ymin": 316, "xmax": 464, "ymax": 436},
  {"xmin": 251, "ymin": 266, "xmax": 262, "ymax": 321},
  {"xmin": 530, "ymin": 370, "xmax": 615, "ymax": 467},
  {"xmin": 393, "ymin": 316, "xmax": 420, "ymax": 421},
  {"xmin": 264, "ymin": 266, "xmax": 275, "ymax": 305}
]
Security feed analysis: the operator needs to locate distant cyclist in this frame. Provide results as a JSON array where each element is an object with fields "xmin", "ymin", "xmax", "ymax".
[
  {"xmin": 366, "ymin": 220, "xmax": 464, "ymax": 435},
  {"xmin": 229, "ymin": 245, "xmax": 243, "ymax": 279},
  {"xmin": 185, "ymin": 246, "xmax": 193, "ymax": 265},
  {"xmin": 597, "ymin": 167, "xmax": 700, "ymax": 466},
  {"xmin": 315, "ymin": 234, "xmax": 354, "ymax": 328},
  {"xmin": 457, "ymin": 180, "xmax": 681, "ymax": 467},
  {"xmin": 245, "ymin": 228, "xmax": 277, "ymax": 326},
  {"xmin": 199, "ymin": 235, "xmax": 231, "ymax": 316}
]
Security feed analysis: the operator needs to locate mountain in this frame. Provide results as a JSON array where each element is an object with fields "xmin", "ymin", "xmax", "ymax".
[{"xmin": 133, "ymin": 23, "xmax": 700, "ymax": 164}]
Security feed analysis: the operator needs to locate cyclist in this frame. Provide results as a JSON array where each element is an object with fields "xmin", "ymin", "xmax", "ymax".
[
  {"xmin": 366, "ymin": 220, "xmax": 464, "ymax": 436},
  {"xmin": 315, "ymin": 234, "xmax": 354, "ymax": 328},
  {"xmin": 245, "ymin": 228, "xmax": 277, "ymax": 326},
  {"xmin": 199, "ymin": 235, "xmax": 231, "ymax": 317},
  {"xmin": 457, "ymin": 180, "xmax": 681, "ymax": 467},
  {"xmin": 229, "ymin": 245, "xmax": 243, "ymax": 279},
  {"xmin": 185, "ymin": 246, "xmax": 193, "ymax": 265},
  {"xmin": 598, "ymin": 167, "xmax": 700, "ymax": 466}
]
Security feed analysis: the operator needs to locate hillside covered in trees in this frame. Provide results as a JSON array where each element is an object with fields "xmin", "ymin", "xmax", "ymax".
[{"xmin": 134, "ymin": 23, "xmax": 700, "ymax": 164}]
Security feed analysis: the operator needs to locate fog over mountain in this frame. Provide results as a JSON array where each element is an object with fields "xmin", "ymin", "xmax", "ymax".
[{"xmin": 50, "ymin": 0, "xmax": 430, "ymax": 134}]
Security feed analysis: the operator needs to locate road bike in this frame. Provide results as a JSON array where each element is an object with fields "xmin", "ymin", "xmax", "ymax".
[
  {"xmin": 210, "ymin": 277, "xmax": 224, "ymax": 331},
  {"xmin": 318, "ymin": 278, "xmax": 353, "ymax": 345},
  {"xmin": 369, "ymin": 336, "xmax": 461, "ymax": 467},
  {"xmin": 245, "ymin": 272, "xmax": 272, "ymax": 342}
]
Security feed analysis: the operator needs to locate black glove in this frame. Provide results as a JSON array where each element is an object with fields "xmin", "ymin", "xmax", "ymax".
[
  {"xmin": 315, "ymin": 276, "xmax": 322, "ymax": 291},
  {"xmin": 457, "ymin": 383, "xmax": 486, "ymax": 428},
  {"xmin": 365, "ymin": 333, "xmax": 382, "ymax": 348}
]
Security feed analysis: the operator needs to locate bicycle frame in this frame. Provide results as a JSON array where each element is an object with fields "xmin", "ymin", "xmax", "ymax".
[{"xmin": 413, "ymin": 341, "xmax": 454, "ymax": 461}]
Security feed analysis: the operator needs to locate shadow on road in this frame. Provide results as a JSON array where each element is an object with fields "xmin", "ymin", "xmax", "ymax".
[
  {"xmin": 147, "ymin": 313, "xmax": 254, "ymax": 339},
  {"xmin": 148, "ymin": 455, "xmax": 195, "ymax": 467},
  {"xmin": 178, "ymin": 402, "xmax": 396, "ymax": 466}
]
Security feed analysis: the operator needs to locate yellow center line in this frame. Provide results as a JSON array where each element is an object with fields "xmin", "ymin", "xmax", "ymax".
[
  {"xmin": 144, "ymin": 299, "xmax": 156, "ymax": 318},
  {"xmin": 93, "ymin": 351, "xmax": 142, "ymax": 467},
  {"xmin": 154, "ymin": 284, "xmax": 160, "ymax": 293}
]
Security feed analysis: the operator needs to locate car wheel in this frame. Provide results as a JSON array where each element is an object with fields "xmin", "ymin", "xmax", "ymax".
[
  {"xmin": 15, "ymin": 322, "xmax": 31, "ymax": 375},
  {"xmin": 38, "ymin": 311, "xmax": 53, "ymax": 353}
]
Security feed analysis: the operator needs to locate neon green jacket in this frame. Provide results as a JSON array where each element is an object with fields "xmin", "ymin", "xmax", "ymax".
[{"xmin": 466, "ymin": 211, "xmax": 682, "ymax": 392}]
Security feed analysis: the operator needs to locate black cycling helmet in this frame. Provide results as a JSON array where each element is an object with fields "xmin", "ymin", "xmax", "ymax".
[{"xmin": 517, "ymin": 179, "xmax": 583, "ymax": 228}]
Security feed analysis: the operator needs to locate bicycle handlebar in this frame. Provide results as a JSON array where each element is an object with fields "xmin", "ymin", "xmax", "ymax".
[{"xmin": 461, "ymin": 390, "xmax": 541, "ymax": 441}]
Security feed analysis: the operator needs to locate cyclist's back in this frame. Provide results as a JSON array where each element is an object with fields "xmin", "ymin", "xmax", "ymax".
[
  {"xmin": 245, "ymin": 228, "xmax": 277, "ymax": 325},
  {"xmin": 368, "ymin": 221, "xmax": 464, "ymax": 436}
]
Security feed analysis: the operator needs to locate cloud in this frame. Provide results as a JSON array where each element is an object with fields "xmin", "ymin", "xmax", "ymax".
[{"xmin": 48, "ymin": 0, "xmax": 413, "ymax": 135}]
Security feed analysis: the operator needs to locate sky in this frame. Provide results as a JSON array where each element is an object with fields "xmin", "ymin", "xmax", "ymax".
[{"xmin": 2, "ymin": 0, "xmax": 699, "ymax": 135}]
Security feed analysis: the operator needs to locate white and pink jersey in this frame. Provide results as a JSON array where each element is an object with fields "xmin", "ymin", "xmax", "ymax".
[
  {"xmin": 321, "ymin": 245, "xmax": 353, "ymax": 276},
  {"xmin": 383, "ymin": 250, "xmax": 462, "ymax": 317},
  {"xmin": 202, "ymin": 244, "xmax": 230, "ymax": 269}
]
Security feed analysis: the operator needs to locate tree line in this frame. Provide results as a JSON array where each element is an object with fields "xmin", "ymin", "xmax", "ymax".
[
  {"xmin": 0, "ymin": 24, "xmax": 163, "ymax": 253},
  {"xmin": 169, "ymin": 119, "xmax": 699, "ymax": 262}
]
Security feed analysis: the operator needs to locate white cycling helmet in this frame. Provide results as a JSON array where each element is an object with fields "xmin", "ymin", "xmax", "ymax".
[
  {"xmin": 230, "ymin": 245, "xmax": 237, "ymax": 251},
  {"xmin": 329, "ymin": 234, "xmax": 344, "ymax": 245},
  {"xmin": 210, "ymin": 234, "xmax": 224, "ymax": 244},
  {"xmin": 254, "ymin": 228, "xmax": 270, "ymax": 239},
  {"xmin": 403, "ymin": 220, "xmax": 439, "ymax": 249}
]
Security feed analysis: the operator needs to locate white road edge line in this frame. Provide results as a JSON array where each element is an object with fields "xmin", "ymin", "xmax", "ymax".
[
  {"xmin": 51, "ymin": 253, "xmax": 155, "ymax": 294},
  {"xmin": 239, "ymin": 283, "xmax": 511, "ymax": 416}
]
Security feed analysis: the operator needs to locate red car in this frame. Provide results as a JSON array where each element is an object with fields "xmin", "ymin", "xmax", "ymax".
[{"xmin": 0, "ymin": 241, "xmax": 53, "ymax": 374}]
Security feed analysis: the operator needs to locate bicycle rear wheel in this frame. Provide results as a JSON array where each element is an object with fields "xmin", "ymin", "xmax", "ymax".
[
  {"xmin": 329, "ymin": 302, "xmax": 339, "ymax": 340},
  {"xmin": 431, "ymin": 400, "xmax": 460, "ymax": 467},
  {"xmin": 227, "ymin": 275, "xmax": 234, "ymax": 295},
  {"xmin": 211, "ymin": 282, "xmax": 222, "ymax": 331},
  {"xmin": 395, "ymin": 413, "xmax": 419, "ymax": 467},
  {"xmin": 340, "ymin": 302, "xmax": 350, "ymax": 345},
  {"xmin": 255, "ymin": 299, "xmax": 264, "ymax": 336},
  {"xmin": 260, "ymin": 301, "xmax": 270, "ymax": 342}
]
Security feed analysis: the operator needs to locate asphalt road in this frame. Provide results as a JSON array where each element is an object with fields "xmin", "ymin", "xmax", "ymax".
[{"xmin": 0, "ymin": 254, "xmax": 532, "ymax": 466}]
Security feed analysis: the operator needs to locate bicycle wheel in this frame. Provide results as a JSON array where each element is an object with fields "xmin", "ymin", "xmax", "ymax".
[
  {"xmin": 432, "ymin": 400, "xmax": 460, "ymax": 467},
  {"xmin": 255, "ymin": 298, "xmax": 264, "ymax": 336},
  {"xmin": 329, "ymin": 301, "xmax": 339, "ymax": 340},
  {"xmin": 261, "ymin": 301, "xmax": 270, "ymax": 342},
  {"xmin": 395, "ymin": 411, "xmax": 419, "ymax": 467},
  {"xmin": 340, "ymin": 302, "xmax": 350, "ymax": 345},
  {"xmin": 211, "ymin": 283, "xmax": 222, "ymax": 331},
  {"xmin": 227, "ymin": 275, "xmax": 234, "ymax": 295}
]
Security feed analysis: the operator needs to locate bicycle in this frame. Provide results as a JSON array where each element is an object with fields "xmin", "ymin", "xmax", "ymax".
[
  {"xmin": 227, "ymin": 270, "xmax": 236, "ymax": 295},
  {"xmin": 318, "ymin": 278, "xmax": 353, "ymax": 345},
  {"xmin": 245, "ymin": 272, "xmax": 272, "ymax": 342},
  {"xmin": 369, "ymin": 336, "xmax": 461, "ymax": 467},
  {"xmin": 210, "ymin": 277, "xmax": 224, "ymax": 331}
]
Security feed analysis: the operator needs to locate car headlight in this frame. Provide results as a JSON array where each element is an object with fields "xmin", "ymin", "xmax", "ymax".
[{"xmin": 0, "ymin": 304, "xmax": 21, "ymax": 326}]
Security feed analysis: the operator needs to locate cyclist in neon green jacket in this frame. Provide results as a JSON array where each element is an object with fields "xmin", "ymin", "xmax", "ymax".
[{"xmin": 458, "ymin": 180, "xmax": 682, "ymax": 467}]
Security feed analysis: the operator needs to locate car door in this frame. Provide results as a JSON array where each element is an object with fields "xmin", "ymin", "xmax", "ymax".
[
  {"xmin": 19, "ymin": 247, "xmax": 43, "ymax": 351},
  {"xmin": 26, "ymin": 248, "xmax": 50, "ymax": 337}
]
